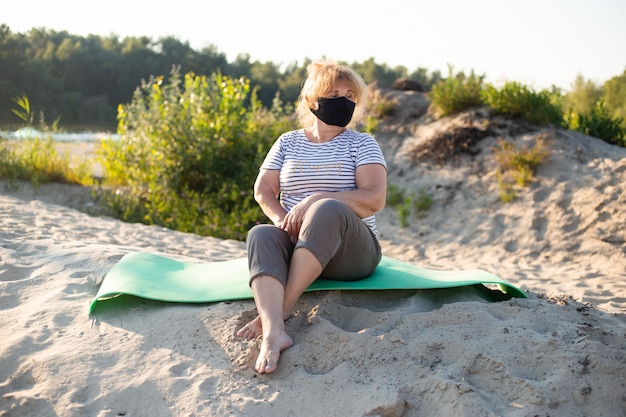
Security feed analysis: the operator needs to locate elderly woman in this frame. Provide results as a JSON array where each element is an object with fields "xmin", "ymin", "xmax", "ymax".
[{"xmin": 237, "ymin": 59, "xmax": 387, "ymax": 374}]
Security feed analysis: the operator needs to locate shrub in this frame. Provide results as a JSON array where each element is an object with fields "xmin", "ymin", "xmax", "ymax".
[
  {"xmin": 370, "ymin": 98, "xmax": 395, "ymax": 118},
  {"xmin": 492, "ymin": 136, "xmax": 551, "ymax": 202},
  {"xmin": 363, "ymin": 115, "xmax": 379, "ymax": 134},
  {"xmin": 398, "ymin": 196, "xmax": 412, "ymax": 228},
  {"xmin": 412, "ymin": 188, "xmax": 433, "ymax": 218},
  {"xmin": 563, "ymin": 74, "xmax": 603, "ymax": 116},
  {"xmin": 602, "ymin": 69, "xmax": 626, "ymax": 128},
  {"xmin": 0, "ymin": 137, "xmax": 95, "ymax": 188},
  {"xmin": 386, "ymin": 183, "xmax": 405, "ymax": 207},
  {"xmin": 483, "ymin": 82, "xmax": 564, "ymax": 126},
  {"xmin": 386, "ymin": 184, "xmax": 432, "ymax": 226},
  {"xmin": 0, "ymin": 94, "xmax": 96, "ymax": 188},
  {"xmin": 575, "ymin": 100, "xmax": 625, "ymax": 146},
  {"xmin": 96, "ymin": 67, "xmax": 297, "ymax": 240},
  {"xmin": 430, "ymin": 66, "xmax": 484, "ymax": 116}
]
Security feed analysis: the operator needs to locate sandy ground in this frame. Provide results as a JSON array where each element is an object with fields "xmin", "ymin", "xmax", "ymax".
[{"xmin": 1, "ymin": 90, "xmax": 625, "ymax": 416}]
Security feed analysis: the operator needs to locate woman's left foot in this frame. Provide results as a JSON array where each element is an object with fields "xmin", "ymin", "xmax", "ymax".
[{"xmin": 237, "ymin": 315, "xmax": 262, "ymax": 340}]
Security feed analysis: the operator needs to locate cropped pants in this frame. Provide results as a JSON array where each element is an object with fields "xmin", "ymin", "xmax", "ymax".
[{"xmin": 246, "ymin": 198, "xmax": 382, "ymax": 287}]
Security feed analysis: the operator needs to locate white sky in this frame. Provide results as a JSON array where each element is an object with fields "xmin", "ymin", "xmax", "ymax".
[{"xmin": 3, "ymin": 0, "xmax": 625, "ymax": 91}]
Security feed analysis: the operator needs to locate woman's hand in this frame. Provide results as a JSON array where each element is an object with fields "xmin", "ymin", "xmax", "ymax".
[{"xmin": 280, "ymin": 194, "xmax": 320, "ymax": 244}]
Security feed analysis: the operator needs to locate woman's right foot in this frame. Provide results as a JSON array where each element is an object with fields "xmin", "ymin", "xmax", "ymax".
[{"xmin": 255, "ymin": 330, "xmax": 294, "ymax": 374}]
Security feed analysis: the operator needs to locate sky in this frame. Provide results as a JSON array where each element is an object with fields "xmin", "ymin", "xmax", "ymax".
[{"xmin": 3, "ymin": 0, "xmax": 625, "ymax": 91}]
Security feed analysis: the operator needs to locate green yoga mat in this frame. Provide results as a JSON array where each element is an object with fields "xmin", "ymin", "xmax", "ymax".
[{"xmin": 89, "ymin": 252, "xmax": 526, "ymax": 313}]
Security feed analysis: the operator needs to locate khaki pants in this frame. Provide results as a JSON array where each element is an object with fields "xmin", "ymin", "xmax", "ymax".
[{"xmin": 246, "ymin": 198, "xmax": 382, "ymax": 287}]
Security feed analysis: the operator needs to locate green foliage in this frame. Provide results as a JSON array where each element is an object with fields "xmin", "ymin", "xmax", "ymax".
[
  {"xmin": 11, "ymin": 94, "xmax": 33, "ymax": 125},
  {"xmin": 559, "ymin": 70, "xmax": 626, "ymax": 147},
  {"xmin": 370, "ymin": 98, "xmax": 395, "ymax": 119},
  {"xmin": 430, "ymin": 65, "xmax": 485, "ymax": 116},
  {"xmin": 397, "ymin": 197, "xmax": 412, "ymax": 228},
  {"xmin": 96, "ymin": 68, "xmax": 297, "ymax": 240},
  {"xmin": 3, "ymin": 25, "xmax": 624, "ymax": 141},
  {"xmin": 492, "ymin": 137, "xmax": 551, "ymax": 202},
  {"xmin": 408, "ymin": 67, "xmax": 443, "ymax": 91},
  {"xmin": 496, "ymin": 170, "xmax": 516, "ymax": 203},
  {"xmin": 0, "ymin": 95, "xmax": 94, "ymax": 187},
  {"xmin": 363, "ymin": 116, "xmax": 379, "ymax": 134},
  {"xmin": 0, "ymin": 26, "xmax": 441, "ymax": 130},
  {"xmin": 0, "ymin": 137, "xmax": 92, "ymax": 187},
  {"xmin": 482, "ymin": 82, "xmax": 564, "ymax": 126},
  {"xmin": 362, "ymin": 91, "xmax": 394, "ymax": 133},
  {"xmin": 386, "ymin": 183, "xmax": 405, "ymax": 207},
  {"xmin": 602, "ymin": 69, "xmax": 626, "ymax": 128},
  {"xmin": 563, "ymin": 74, "xmax": 603, "ymax": 116},
  {"xmin": 412, "ymin": 188, "xmax": 433, "ymax": 218},
  {"xmin": 575, "ymin": 100, "xmax": 625, "ymax": 146},
  {"xmin": 349, "ymin": 57, "xmax": 408, "ymax": 85},
  {"xmin": 386, "ymin": 184, "xmax": 432, "ymax": 227}
]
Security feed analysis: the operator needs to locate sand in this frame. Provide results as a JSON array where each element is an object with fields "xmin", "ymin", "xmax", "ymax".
[{"xmin": 1, "ymin": 90, "xmax": 625, "ymax": 416}]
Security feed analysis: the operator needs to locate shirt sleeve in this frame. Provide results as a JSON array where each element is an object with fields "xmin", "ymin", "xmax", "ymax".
[
  {"xmin": 355, "ymin": 133, "xmax": 387, "ymax": 169},
  {"xmin": 260, "ymin": 135, "xmax": 285, "ymax": 170}
]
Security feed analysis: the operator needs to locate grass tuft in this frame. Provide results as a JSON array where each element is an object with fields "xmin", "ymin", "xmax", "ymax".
[{"xmin": 492, "ymin": 136, "xmax": 551, "ymax": 202}]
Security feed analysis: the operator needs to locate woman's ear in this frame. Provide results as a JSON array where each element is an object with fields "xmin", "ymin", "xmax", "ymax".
[{"xmin": 306, "ymin": 95, "xmax": 319, "ymax": 110}]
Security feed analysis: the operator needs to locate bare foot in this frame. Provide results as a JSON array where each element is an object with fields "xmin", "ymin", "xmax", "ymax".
[
  {"xmin": 255, "ymin": 330, "xmax": 294, "ymax": 374},
  {"xmin": 237, "ymin": 315, "xmax": 262, "ymax": 340}
]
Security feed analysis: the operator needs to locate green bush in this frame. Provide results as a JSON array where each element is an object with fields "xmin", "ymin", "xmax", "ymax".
[
  {"xmin": 363, "ymin": 115, "xmax": 379, "ymax": 134},
  {"xmin": 563, "ymin": 74, "xmax": 603, "ymax": 116},
  {"xmin": 398, "ymin": 196, "xmax": 412, "ymax": 228},
  {"xmin": 602, "ymin": 70, "xmax": 626, "ymax": 128},
  {"xmin": 482, "ymin": 81, "xmax": 564, "ymax": 126},
  {"xmin": 386, "ymin": 183, "xmax": 405, "ymax": 207},
  {"xmin": 0, "ymin": 95, "xmax": 94, "ymax": 188},
  {"xmin": 386, "ymin": 184, "xmax": 432, "ymax": 227},
  {"xmin": 0, "ymin": 138, "xmax": 93, "ymax": 188},
  {"xmin": 412, "ymin": 188, "xmax": 433, "ymax": 218},
  {"xmin": 575, "ymin": 100, "xmax": 625, "ymax": 146},
  {"xmin": 492, "ymin": 137, "xmax": 551, "ymax": 202},
  {"xmin": 96, "ymin": 68, "xmax": 297, "ymax": 240},
  {"xmin": 370, "ymin": 98, "xmax": 395, "ymax": 118},
  {"xmin": 430, "ymin": 67, "xmax": 484, "ymax": 116}
]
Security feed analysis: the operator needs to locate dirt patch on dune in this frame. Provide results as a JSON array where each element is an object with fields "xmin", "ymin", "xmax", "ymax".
[{"xmin": 408, "ymin": 125, "xmax": 493, "ymax": 164}]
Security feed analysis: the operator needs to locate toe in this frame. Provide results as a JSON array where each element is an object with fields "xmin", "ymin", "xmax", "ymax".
[{"xmin": 255, "ymin": 351, "xmax": 279, "ymax": 374}]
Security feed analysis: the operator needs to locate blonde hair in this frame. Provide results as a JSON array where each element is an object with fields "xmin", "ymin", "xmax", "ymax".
[{"xmin": 295, "ymin": 59, "xmax": 367, "ymax": 128}]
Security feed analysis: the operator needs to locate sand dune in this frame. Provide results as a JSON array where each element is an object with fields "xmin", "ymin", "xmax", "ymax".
[{"xmin": 1, "ymin": 89, "xmax": 625, "ymax": 416}]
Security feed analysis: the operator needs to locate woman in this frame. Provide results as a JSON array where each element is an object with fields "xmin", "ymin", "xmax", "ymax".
[{"xmin": 237, "ymin": 59, "xmax": 387, "ymax": 374}]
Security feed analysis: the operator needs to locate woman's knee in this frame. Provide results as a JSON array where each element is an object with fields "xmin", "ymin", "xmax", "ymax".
[
  {"xmin": 247, "ymin": 224, "xmax": 293, "ymax": 255},
  {"xmin": 247, "ymin": 224, "xmax": 293, "ymax": 286},
  {"xmin": 247, "ymin": 224, "xmax": 272, "ymax": 241},
  {"xmin": 311, "ymin": 198, "xmax": 349, "ymax": 213},
  {"xmin": 248, "ymin": 224, "xmax": 285, "ymax": 243},
  {"xmin": 305, "ymin": 198, "xmax": 352, "ymax": 226}
]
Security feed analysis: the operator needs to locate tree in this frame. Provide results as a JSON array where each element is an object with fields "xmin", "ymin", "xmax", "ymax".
[
  {"xmin": 602, "ymin": 69, "xmax": 626, "ymax": 127},
  {"xmin": 563, "ymin": 74, "xmax": 603, "ymax": 115}
]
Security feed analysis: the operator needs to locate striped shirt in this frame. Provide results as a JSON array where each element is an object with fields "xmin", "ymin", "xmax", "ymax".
[{"xmin": 261, "ymin": 129, "xmax": 387, "ymax": 235}]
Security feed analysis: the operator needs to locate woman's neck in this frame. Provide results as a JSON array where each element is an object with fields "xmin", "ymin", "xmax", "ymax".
[{"xmin": 306, "ymin": 124, "xmax": 347, "ymax": 143}]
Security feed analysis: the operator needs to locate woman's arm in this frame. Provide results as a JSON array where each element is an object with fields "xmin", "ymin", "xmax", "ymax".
[
  {"xmin": 253, "ymin": 168, "xmax": 287, "ymax": 227},
  {"xmin": 282, "ymin": 163, "xmax": 387, "ymax": 237},
  {"xmin": 340, "ymin": 162, "xmax": 388, "ymax": 217}
]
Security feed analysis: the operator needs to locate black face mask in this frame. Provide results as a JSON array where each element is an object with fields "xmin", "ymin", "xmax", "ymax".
[{"xmin": 311, "ymin": 96, "xmax": 356, "ymax": 127}]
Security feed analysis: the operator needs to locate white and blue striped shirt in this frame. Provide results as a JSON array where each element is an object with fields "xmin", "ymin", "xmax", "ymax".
[{"xmin": 261, "ymin": 129, "xmax": 387, "ymax": 235}]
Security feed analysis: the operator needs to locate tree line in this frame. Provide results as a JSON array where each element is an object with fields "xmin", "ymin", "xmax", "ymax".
[
  {"xmin": 0, "ymin": 25, "xmax": 444, "ymax": 130},
  {"xmin": 2, "ymin": 25, "xmax": 624, "ymax": 134}
]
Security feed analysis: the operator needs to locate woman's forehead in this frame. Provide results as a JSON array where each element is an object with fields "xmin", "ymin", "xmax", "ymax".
[{"xmin": 326, "ymin": 80, "xmax": 353, "ymax": 92}]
